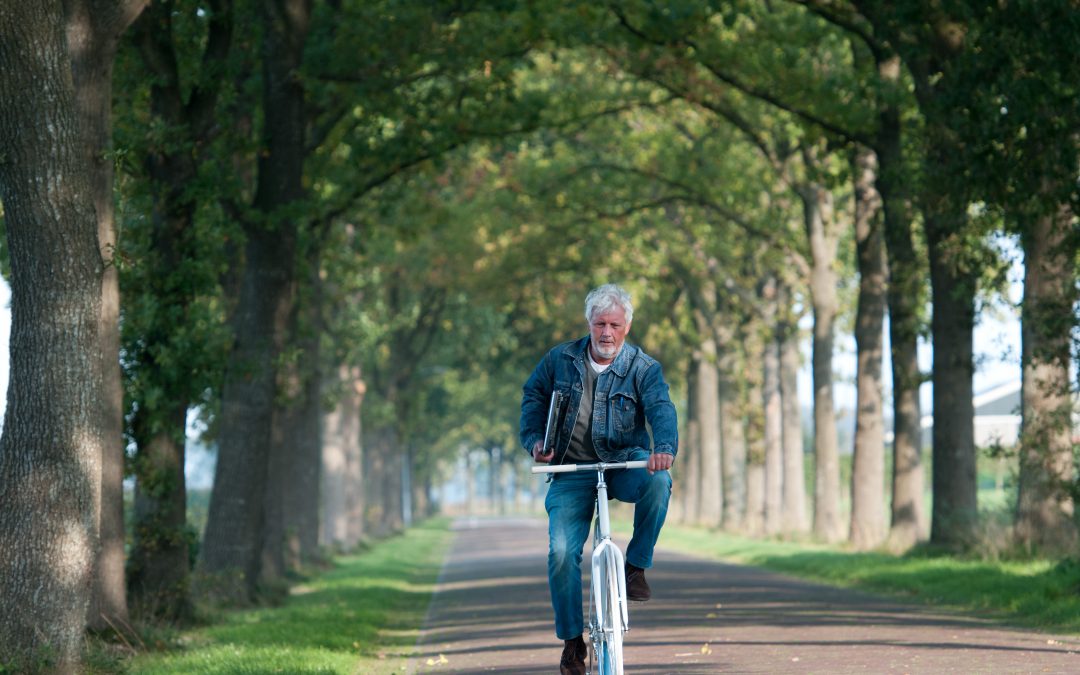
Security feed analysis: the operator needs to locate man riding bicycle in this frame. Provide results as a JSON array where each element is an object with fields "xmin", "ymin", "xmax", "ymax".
[{"xmin": 520, "ymin": 283, "xmax": 678, "ymax": 675}]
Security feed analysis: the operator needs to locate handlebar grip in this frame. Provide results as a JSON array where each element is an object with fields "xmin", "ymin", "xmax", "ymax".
[{"xmin": 531, "ymin": 464, "xmax": 581, "ymax": 474}]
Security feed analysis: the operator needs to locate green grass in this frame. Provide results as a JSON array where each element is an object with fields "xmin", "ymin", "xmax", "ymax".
[
  {"xmin": 124, "ymin": 518, "xmax": 453, "ymax": 674},
  {"xmin": 650, "ymin": 522, "xmax": 1080, "ymax": 634}
]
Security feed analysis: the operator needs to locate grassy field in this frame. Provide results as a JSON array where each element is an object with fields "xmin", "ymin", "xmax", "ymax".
[
  {"xmin": 117, "ymin": 518, "xmax": 453, "ymax": 675},
  {"xmin": 650, "ymin": 521, "xmax": 1080, "ymax": 634}
]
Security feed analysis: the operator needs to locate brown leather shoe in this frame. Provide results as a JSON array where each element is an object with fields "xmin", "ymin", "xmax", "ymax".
[
  {"xmin": 625, "ymin": 562, "xmax": 651, "ymax": 601},
  {"xmin": 560, "ymin": 635, "xmax": 587, "ymax": 675}
]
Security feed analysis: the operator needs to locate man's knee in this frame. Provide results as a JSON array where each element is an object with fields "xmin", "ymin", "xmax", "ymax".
[
  {"xmin": 548, "ymin": 531, "xmax": 581, "ymax": 571},
  {"xmin": 642, "ymin": 470, "xmax": 672, "ymax": 503}
]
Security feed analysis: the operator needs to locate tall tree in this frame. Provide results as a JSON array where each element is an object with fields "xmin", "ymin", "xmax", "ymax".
[
  {"xmin": 66, "ymin": 0, "xmax": 150, "ymax": 632},
  {"xmin": 776, "ymin": 282, "xmax": 808, "ymax": 534},
  {"xmin": 120, "ymin": 0, "xmax": 235, "ymax": 620},
  {"xmin": 0, "ymin": 0, "xmax": 144, "ymax": 666},
  {"xmin": 943, "ymin": 1, "xmax": 1080, "ymax": 551},
  {"xmin": 852, "ymin": 0, "xmax": 983, "ymax": 549},
  {"xmin": 761, "ymin": 277, "xmax": 784, "ymax": 536},
  {"xmin": 849, "ymin": 143, "xmax": 887, "ymax": 550},
  {"xmin": 202, "ymin": 0, "xmax": 313, "ymax": 597}
]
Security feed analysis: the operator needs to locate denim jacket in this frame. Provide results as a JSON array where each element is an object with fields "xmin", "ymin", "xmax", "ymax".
[{"xmin": 520, "ymin": 336, "xmax": 678, "ymax": 463}]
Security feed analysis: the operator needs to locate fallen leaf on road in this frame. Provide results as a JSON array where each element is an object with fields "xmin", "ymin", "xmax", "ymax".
[
  {"xmin": 425, "ymin": 654, "xmax": 449, "ymax": 666},
  {"xmin": 701, "ymin": 643, "xmax": 713, "ymax": 655},
  {"xmin": 706, "ymin": 612, "xmax": 717, "ymax": 619}
]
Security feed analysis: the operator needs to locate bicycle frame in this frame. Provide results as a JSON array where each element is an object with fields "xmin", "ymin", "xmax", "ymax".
[{"xmin": 533, "ymin": 460, "xmax": 648, "ymax": 675}]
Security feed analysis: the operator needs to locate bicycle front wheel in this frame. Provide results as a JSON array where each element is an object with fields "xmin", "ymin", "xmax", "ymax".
[{"xmin": 592, "ymin": 550, "xmax": 625, "ymax": 675}]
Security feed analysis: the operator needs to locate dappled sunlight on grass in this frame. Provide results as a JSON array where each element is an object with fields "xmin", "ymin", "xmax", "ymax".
[
  {"xmin": 650, "ymin": 521, "xmax": 1080, "ymax": 634},
  {"xmin": 129, "ymin": 519, "xmax": 453, "ymax": 674}
]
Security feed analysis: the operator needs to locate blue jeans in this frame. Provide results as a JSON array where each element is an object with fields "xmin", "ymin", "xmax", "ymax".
[{"xmin": 544, "ymin": 455, "xmax": 672, "ymax": 640}]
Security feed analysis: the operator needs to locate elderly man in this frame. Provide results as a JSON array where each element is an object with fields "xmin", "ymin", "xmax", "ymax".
[{"xmin": 520, "ymin": 283, "xmax": 678, "ymax": 675}]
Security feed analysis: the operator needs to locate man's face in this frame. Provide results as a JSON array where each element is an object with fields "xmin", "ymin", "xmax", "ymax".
[{"xmin": 588, "ymin": 306, "xmax": 631, "ymax": 364}]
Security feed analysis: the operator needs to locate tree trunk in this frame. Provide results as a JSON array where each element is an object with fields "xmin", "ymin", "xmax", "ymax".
[
  {"xmin": 719, "ymin": 321, "xmax": 747, "ymax": 530},
  {"xmin": 365, "ymin": 425, "xmax": 403, "ymax": 536},
  {"xmin": 0, "ymin": 2, "xmax": 105, "ymax": 666},
  {"xmin": 125, "ymin": 0, "xmax": 232, "ymax": 617},
  {"xmin": 761, "ymin": 280, "xmax": 783, "ymax": 536},
  {"xmin": 261, "ymin": 393, "xmax": 290, "ymax": 584},
  {"xmin": 363, "ymin": 427, "xmax": 386, "ymax": 534},
  {"xmin": 128, "ymin": 406, "xmax": 191, "ymax": 622},
  {"xmin": 878, "ymin": 4, "xmax": 976, "ymax": 550},
  {"xmin": 799, "ymin": 177, "xmax": 844, "ymax": 542},
  {"xmin": 926, "ymin": 203, "xmax": 978, "ymax": 547},
  {"xmin": 66, "ymin": 0, "xmax": 139, "ymax": 632},
  {"xmin": 874, "ymin": 60, "xmax": 926, "ymax": 549},
  {"xmin": 849, "ymin": 144, "xmax": 888, "ymax": 550},
  {"xmin": 777, "ymin": 284, "xmax": 808, "ymax": 534},
  {"xmin": 1014, "ymin": 197, "xmax": 1077, "ymax": 552},
  {"xmin": 694, "ymin": 323, "xmax": 723, "ymax": 527},
  {"xmin": 290, "ymin": 313, "xmax": 324, "ymax": 563},
  {"xmin": 681, "ymin": 357, "xmax": 701, "ymax": 524},
  {"xmin": 321, "ymin": 365, "xmax": 364, "ymax": 550},
  {"xmin": 743, "ymin": 322, "xmax": 766, "ymax": 536},
  {"xmin": 67, "ymin": 0, "xmax": 135, "ymax": 630},
  {"xmin": 345, "ymin": 374, "xmax": 367, "ymax": 547},
  {"xmin": 201, "ymin": 0, "xmax": 311, "ymax": 597},
  {"xmin": 269, "ymin": 282, "xmax": 323, "ymax": 574}
]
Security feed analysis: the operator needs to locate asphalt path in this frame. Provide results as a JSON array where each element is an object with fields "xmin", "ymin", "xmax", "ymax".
[{"xmin": 408, "ymin": 517, "xmax": 1080, "ymax": 674}]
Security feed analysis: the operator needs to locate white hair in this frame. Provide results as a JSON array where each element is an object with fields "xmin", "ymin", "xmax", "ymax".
[{"xmin": 584, "ymin": 284, "xmax": 634, "ymax": 324}]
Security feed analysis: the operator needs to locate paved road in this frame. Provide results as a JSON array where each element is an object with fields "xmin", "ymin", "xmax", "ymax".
[{"xmin": 408, "ymin": 517, "xmax": 1080, "ymax": 674}]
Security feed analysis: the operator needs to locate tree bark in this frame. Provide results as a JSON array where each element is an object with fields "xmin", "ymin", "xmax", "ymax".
[
  {"xmin": 849, "ymin": 144, "xmax": 888, "ymax": 550},
  {"xmin": 777, "ymin": 284, "xmax": 808, "ymax": 534},
  {"xmin": 0, "ymin": 2, "xmax": 105, "ymax": 666},
  {"xmin": 345, "ymin": 374, "xmax": 367, "ymax": 547},
  {"xmin": 364, "ymin": 425, "xmax": 403, "ymax": 537},
  {"xmin": 264, "ymin": 279, "xmax": 323, "ymax": 578},
  {"xmin": 364, "ymin": 428, "xmax": 387, "ymax": 533},
  {"xmin": 694, "ymin": 314, "xmax": 723, "ymax": 527},
  {"xmin": 128, "ymin": 406, "xmax": 191, "ymax": 621},
  {"xmin": 65, "ymin": 0, "xmax": 146, "ymax": 632},
  {"xmin": 743, "ymin": 320, "xmax": 766, "ymax": 536},
  {"xmin": 321, "ymin": 365, "xmax": 365, "ymax": 550},
  {"xmin": 799, "ymin": 174, "xmax": 844, "ymax": 543},
  {"xmin": 719, "ymin": 320, "xmax": 747, "ymax": 530},
  {"xmin": 286, "ymin": 301, "xmax": 324, "ymax": 565},
  {"xmin": 202, "ymin": 0, "xmax": 312, "ymax": 598},
  {"xmin": 1014, "ymin": 197, "xmax": 1078, "ymax": 552},
  {"xmin": 926, "ymin": 203, "xmax": 978, "ymax": 547},
  {"xmin": 682, "ymin": 357, "xmax": 701, "ymax": 523},
  {"xmin": 761, "ymin": 279, "xmax": 783, "ymax": 536},
  {"xmin": 873, "ymin": 55, "xmax": 926, "ymax": 550},
  {"xmin": 857, "ymin": 0, "xmax": 977, "ymax": 550}
]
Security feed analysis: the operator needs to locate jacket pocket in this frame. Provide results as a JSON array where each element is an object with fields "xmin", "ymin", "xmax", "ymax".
[{"xmin": 609, "ymin": 391, "xmax": 638, "ymax": 439}]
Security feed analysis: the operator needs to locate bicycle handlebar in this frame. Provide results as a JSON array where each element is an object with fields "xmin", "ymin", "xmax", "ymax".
[{"xmin": 531, "ymin": 460, "xmax": 649, "ymax": 474}]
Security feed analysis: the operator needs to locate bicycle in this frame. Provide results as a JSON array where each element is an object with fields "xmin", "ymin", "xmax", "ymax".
[{"xmin": 533, "ymin": 460, "xmax": 648, "ymax": 675}]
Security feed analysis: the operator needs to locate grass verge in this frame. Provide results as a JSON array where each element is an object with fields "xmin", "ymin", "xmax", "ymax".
[
  {"xmin": 648, "ymin": 522, "xmax": 1080, "ymax": 634},
  {"xmin": 123, "ymin": 518, "xmax": 453, "ymax": 674}
]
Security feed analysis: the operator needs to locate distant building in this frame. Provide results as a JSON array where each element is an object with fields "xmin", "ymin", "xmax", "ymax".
[{"xmin": 914, "ymin": 379, "xmax": 1080, "ymax": 450}]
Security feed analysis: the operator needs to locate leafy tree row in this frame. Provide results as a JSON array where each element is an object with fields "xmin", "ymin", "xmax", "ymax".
[{"xmin": 0, "ymin": 1, "xmax": 1077, "ymax": 671}]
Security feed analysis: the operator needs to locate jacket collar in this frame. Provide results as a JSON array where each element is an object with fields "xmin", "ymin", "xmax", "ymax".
[{"xmin": 562, "ymin": 335, "xmax": 635, "ymax": 377}]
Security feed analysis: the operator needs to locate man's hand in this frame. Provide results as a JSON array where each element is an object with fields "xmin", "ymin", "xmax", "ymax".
[
  {"xmin": 647, "ymin": 452, "xmax": 673, "ymax": 474},
  {"xmin": 533, "ymin": 440, "xmax": 554, "ymax": 463}
]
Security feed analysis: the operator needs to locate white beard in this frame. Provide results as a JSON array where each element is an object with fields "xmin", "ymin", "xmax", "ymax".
[{"xmin": 592, "ymin": 340, "xmax": 618, "ymax": 360}]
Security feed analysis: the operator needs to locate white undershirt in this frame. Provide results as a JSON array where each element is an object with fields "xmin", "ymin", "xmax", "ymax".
[{"xmin": 589, "ymin": 350, "xmax": 612, "ymax": 374}]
